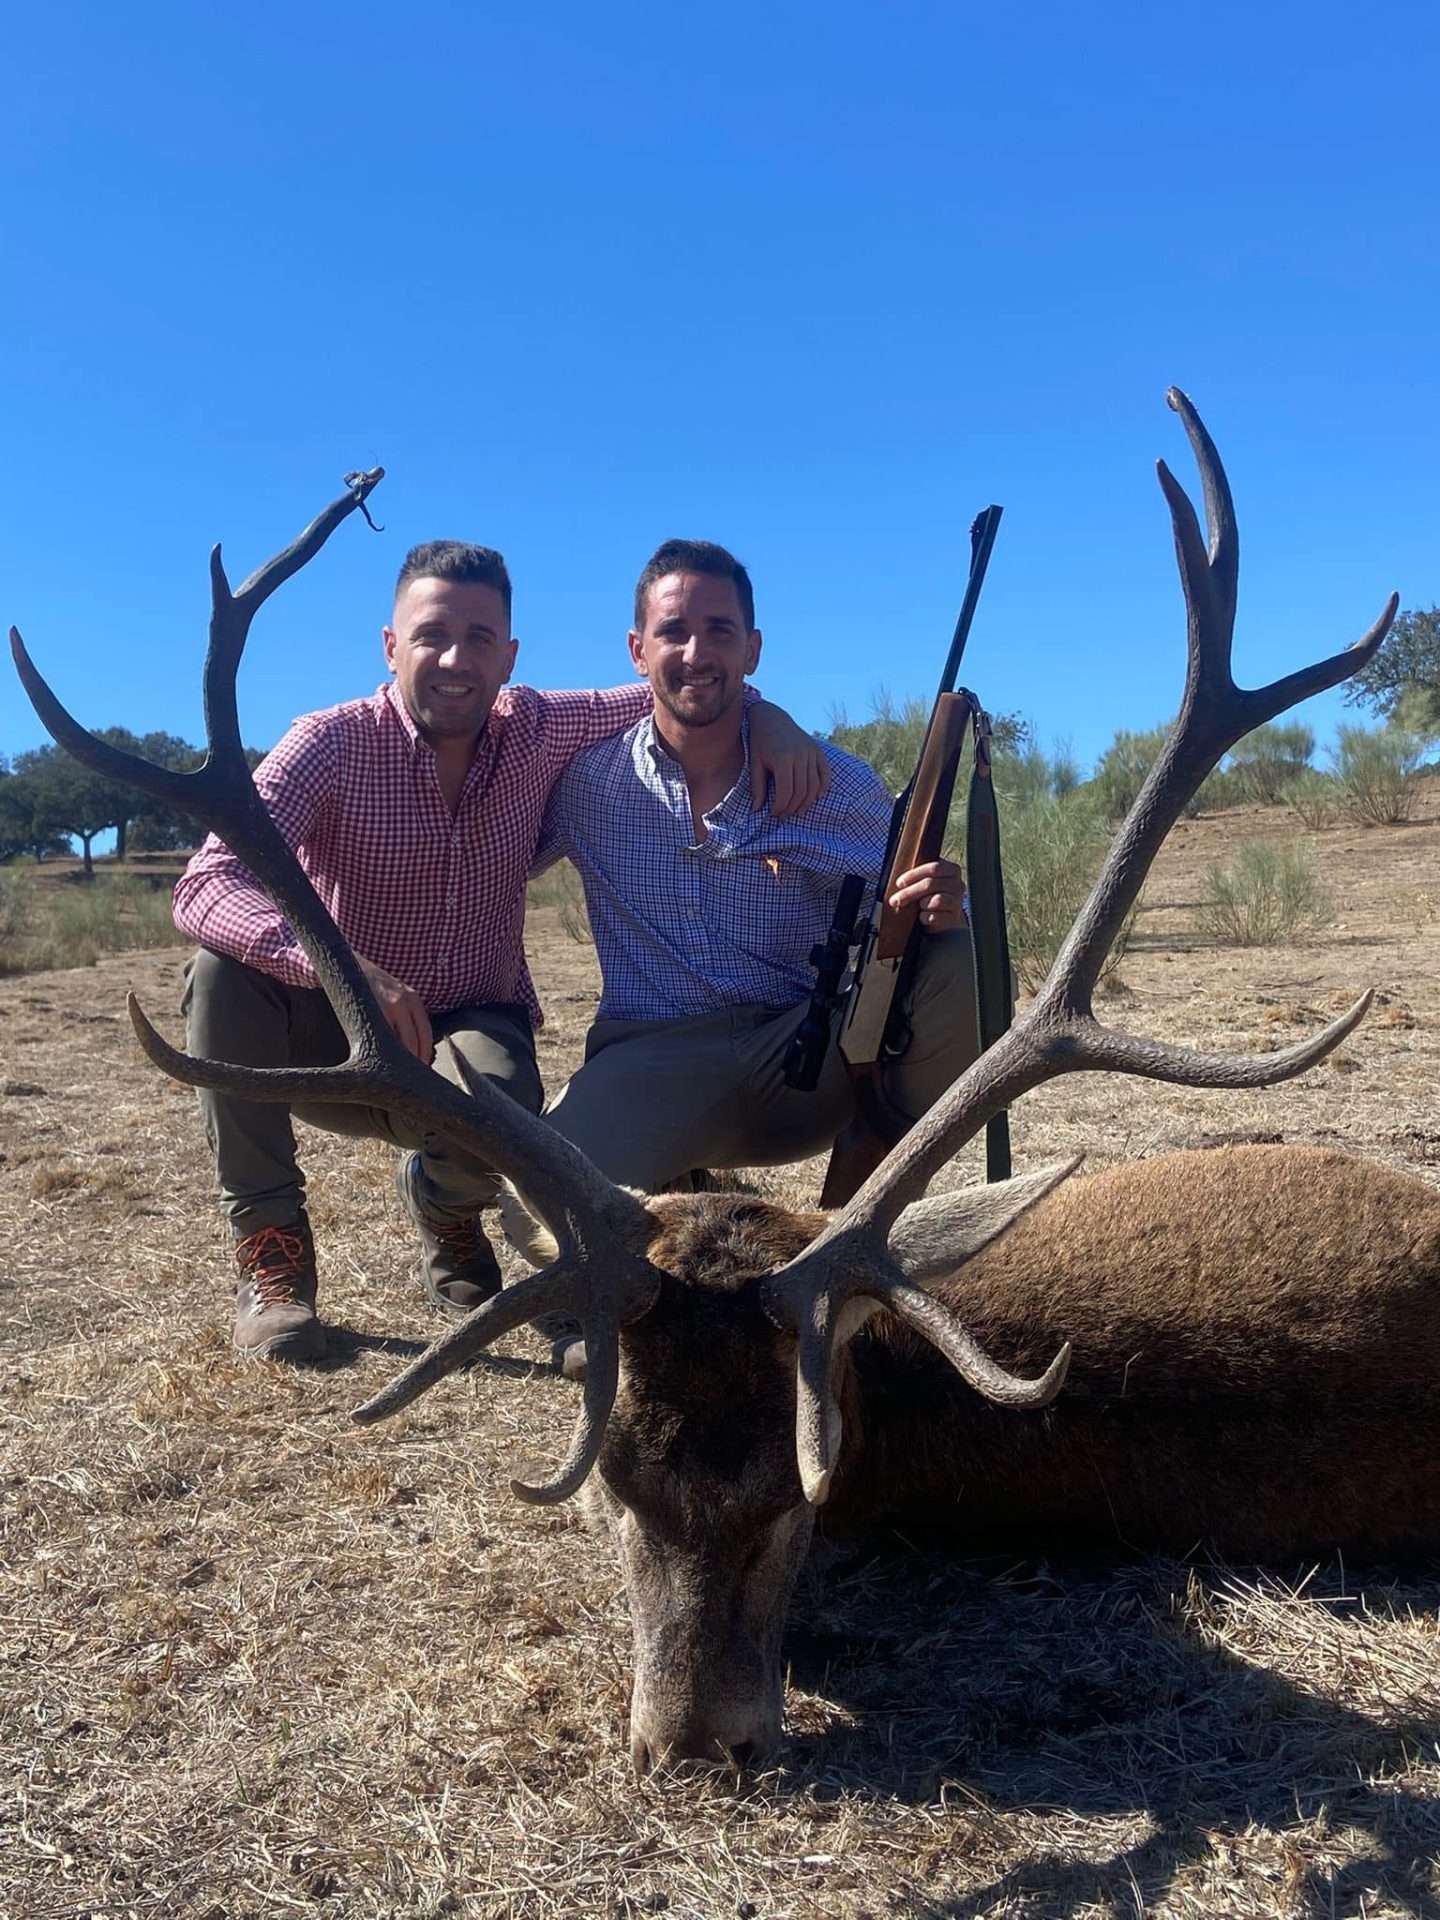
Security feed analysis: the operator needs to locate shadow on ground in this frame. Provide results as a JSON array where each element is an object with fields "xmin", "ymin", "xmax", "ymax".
[{"xmin": 780, "ymin": 1541, "xmax": 1440, "ymax": 1917}]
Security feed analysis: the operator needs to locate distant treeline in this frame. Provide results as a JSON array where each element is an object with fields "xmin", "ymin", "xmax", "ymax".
[{"xmin": 0, "ymin": 733, "xmax": 265, "ymax": 877}]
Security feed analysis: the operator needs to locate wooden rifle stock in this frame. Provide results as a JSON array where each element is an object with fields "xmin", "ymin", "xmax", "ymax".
[{"xmin": 875, "ymin": 694, "xmax": 971, "ymax": 961}]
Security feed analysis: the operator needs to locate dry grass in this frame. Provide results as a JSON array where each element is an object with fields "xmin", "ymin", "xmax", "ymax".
[
  {"xmin": 0, "ymin": 862, "xmax": 190, "ymax": 975},
  {"xmin": 4, "ymin": 787, "xmax": 1440, "ymax": 1918}
]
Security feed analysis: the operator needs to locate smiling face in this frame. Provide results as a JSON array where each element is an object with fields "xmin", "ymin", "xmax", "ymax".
[
  {"xmin": 629, "ymin": 572, "xmax": 762, "ymax": 732},
  {"xmin": 383, "ymin": 576, "xmax": 518, "ymax": 748}
]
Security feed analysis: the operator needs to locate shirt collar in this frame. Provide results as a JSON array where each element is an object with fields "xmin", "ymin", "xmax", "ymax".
[
  {"xmin": 382, "ymin": 680, "xmax": 422, "ymax": 748},
  {"xmin": 638, "ymin": 711, "xmax": 754, "ymax": 822},
  {"xmin": 381, "ymin": 680, "xmax": 505, "ymax": 758},
  {"xmin": 641, "ymin": 710, "xmax": 751, "ymax": 770}
]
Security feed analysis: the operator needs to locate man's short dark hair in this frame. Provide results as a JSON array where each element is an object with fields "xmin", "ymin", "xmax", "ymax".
[
  {"xmin": 633, "ymin": 539, "xmax": 755, "ymax": 633},
  {"xmin": 395, "ymin": 541, "xmax": 512, "ymax": 618}
]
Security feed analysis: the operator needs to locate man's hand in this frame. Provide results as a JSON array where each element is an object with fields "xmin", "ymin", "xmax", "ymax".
[
  {"xmin": 358, "ymin": 955, "xmax": 434, "ymax": 1064},
  {"xmin": 889, "ymin": 858, "xmax": 966, "ymax": 933},
  {"xmin": 749, "ymin": 701, "xmax": 831, "ymax": 817}
]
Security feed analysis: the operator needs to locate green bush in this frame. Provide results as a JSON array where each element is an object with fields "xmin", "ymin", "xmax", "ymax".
[
  {"xmin": 1283, "ymin": 769, "xmax": 1338, "ymax": 830},
  {"xmin": 1090, "ymin": 721, "xmax": 1246, "ymax": 822},
  {"xmin": 1387, "ymin": 685, "xmax": 1440, "ymax": 744},
  {"xmin": 1196, "ymin": 841, "xmax": 1332, "ymax": 947},
  {"xmin": 528, "ymin": 860, "xmax": 593, "ymax": 945},
  {"xmin": 1226, "ymin": 722, "xmax": 1315, "ymax": 806},
  {"xmin": 829, "ymin": 693, "xmax": 1031, "ymax": 799},
  {"xmin": 1091, "ymin": 725, "xmax": 1170, "ymax": 823},
  {"xmin": 1191, "ymin": 765, "xmax": 1247, "ymax": 815},
  {"xmin": 1048, "ymin": 743, "xmax": 1082, "ymax": 801},
  {"xmin": 1331, "ymin": 723, "xmax": 1424, "ymax": 826},
  {"xmin": 986, "ymin": 789, "xmax": 1133, "ymax": 993}
]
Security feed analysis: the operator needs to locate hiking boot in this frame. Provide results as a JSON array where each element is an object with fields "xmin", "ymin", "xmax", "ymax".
[
  {"xmin": 394, "ymin": 1152, "xmax": 502, "ymax": 1316},
  {"xmin": 232, "ymin": 1218, "xmax": 325, "ymax": 1363}
]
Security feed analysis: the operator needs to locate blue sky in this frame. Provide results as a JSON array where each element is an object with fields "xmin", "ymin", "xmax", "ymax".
[{"xmin": 3, "ymin": 0, "xmax": 1435, "ymax": 775}]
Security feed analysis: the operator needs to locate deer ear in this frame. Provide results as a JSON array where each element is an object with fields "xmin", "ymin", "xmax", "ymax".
[{"xmin": 887, "ymin": 1157, "xmax": 1084, "ymax": 1287}]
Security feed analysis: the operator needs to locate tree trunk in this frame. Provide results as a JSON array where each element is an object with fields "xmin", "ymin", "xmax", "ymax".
[{"xmin": 79, "ymin": 833, "xmax": 95, "ymax": 880}]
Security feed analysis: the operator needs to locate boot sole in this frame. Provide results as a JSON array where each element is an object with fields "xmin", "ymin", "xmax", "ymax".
[
  {"xmin": 420, "ymin": 1268, "xmax": 501, "ymax": 1319},
  {"xmin": 235, "ymin": 1324, "xmax": 328, "ymax": 1364}
]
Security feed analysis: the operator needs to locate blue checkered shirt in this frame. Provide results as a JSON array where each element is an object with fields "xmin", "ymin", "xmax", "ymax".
[{"xmin": 535, "ymin": 714, "xmax": 894, "ymax": 1021}]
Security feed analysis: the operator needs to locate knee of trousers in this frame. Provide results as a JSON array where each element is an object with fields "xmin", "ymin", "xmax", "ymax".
[
  {"xmin": 185, "ymin": 947, "xmax": 292, "ymax": 1021},
  {"xmin": 184, "ymin": 948, "xmax": 332, "ymax": 1072}
]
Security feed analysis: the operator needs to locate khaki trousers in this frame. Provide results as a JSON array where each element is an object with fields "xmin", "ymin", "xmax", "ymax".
[
  {"xmin": 543, "ymin": 929, "xmax": 978, "ymax": 1190},
  {"xmin": 182, "ymin": 949, "xmax": 543, "ymax": 1235}
]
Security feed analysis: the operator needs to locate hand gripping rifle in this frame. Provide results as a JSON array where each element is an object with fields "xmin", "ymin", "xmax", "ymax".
[{"xmin": 815, "ymin": 506, "xmax": 1014, "ymax": 1208}]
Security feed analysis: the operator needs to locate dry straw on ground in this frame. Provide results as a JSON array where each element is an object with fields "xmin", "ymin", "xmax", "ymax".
[{"xmin": 4, "ymin": 791, "xmax": 1440, "ymax": 1919}]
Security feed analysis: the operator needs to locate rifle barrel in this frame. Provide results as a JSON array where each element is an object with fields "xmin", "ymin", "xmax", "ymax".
[{"xmin": 937, "ymin": 504, "xmax": 1003, "ymax": 700}]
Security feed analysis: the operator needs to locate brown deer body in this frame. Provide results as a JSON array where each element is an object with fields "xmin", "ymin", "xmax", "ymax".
[
  {"xmin": 621, "ymin": 1147, "xmax": 1440, "ymax": 1561},
  {"xmin": 13, "ymin": 394, "xmax": 1410, "ymax": 1777}
]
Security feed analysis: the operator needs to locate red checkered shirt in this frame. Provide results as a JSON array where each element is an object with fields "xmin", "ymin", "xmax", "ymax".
[{"xmin": 172, "ymin": 680, "xmax": 653, "ymax": 1025}]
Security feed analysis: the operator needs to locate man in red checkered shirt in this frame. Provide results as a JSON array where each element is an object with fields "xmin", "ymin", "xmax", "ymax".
[{"xmin": 174, "ymin": 539, "xmax": 824, "ymax": 1364}]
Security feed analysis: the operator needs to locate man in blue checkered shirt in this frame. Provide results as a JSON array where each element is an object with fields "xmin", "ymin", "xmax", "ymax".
[{"xmin": 532, "ymin": 538, "xmax": 979, "ymax": 1192}]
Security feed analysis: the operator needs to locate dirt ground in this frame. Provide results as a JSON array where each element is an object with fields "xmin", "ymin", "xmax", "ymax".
[{"xmin": 3, "ymin": 791, "xmax": 1439, "ymax": 1920}]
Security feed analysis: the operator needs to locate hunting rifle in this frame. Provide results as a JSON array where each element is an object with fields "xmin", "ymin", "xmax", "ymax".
[{"xmin": 815, "ymin": 506, "xmax": 1012, "ymax": 1208}]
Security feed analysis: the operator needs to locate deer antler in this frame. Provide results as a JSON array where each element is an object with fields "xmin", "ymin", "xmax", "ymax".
[
  {"xmin": 10, "ymin": 472, "xmax": 661, "ymax": 1502},
  {"xmin": 763, "ymin": 388, "xmax": 1397, "ymax": 1505}
]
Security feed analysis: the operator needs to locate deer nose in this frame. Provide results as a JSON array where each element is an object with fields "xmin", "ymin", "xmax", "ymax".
[{"xmin": 630, "ymin": 1717, "xmax": 776, "ymax": 1778}]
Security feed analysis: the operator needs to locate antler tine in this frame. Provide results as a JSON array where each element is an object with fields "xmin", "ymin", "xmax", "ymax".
[
  {"xmin": 512, "ymin": 1291, "xmax": 623, "ymax": 1504},
  {"xmin": 765, "ymin": 389, "xmax": 1397, "ymax": 1498},
  {"xmin": 204, "ymin": 471, "xmax": 386, "ymax": 760},
  {"xmin": 353, "ymin": 1259, "xmax": 593, "ymax": 1425},
  {"xmin": 350, "ymin": 1247, "xmax": 657, "ymax": 1506}
]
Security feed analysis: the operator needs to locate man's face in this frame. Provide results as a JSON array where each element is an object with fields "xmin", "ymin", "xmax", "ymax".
[
  {"xmin": 629, "ymin": 572, "xmax": 762, "ymax": 730},
  {"xmin": 383, "ymin": 577, "xmax": 518, "ymax": 745}
]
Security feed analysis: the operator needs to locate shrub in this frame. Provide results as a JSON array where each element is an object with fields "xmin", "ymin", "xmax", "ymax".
[
  {"xmin": 986, "ymin": 789, "xmax": 1133, "ymax": 993},
  {"xmin": 1196, "ymin": 841, "xmax": 1332, "ymax": 947},
  {"xmin": 1048, "ymin": 742, "xmax": 1081, "ymax": 801},
  {"xmin": 993, "ymin": 741, "xmax": 1059, "ymax": 812},
  {"xmin": 1227, "ymin": 722, "xmax": 1315, "ymax": 806},
  {"xmin": 1191, "ymin": 765, "xmax": 1247, "ymax": 815},
  {"xmin": 1090, "ymin": 721, "xmax": 1248, "ymax": 822},
  {"xmin": 1331, "ymin": 723, "xmax": 1424, "ymax": 826},
  {"xmin": 1091, "ymin": 725, "xmax": 1170, "ymax": 823},
  {"xmin": 1283, "ymin": 769, "xmax": 1338, "ymax": 830},
  {"xmin": 829, "ymin": 694, "xmax": 1032, "ymax": 798},
  {"xmin": 1387, "ymin": 684, "xmax": 1440, "ymax": 745},
  {"xmin": 528, "ymin": 860, "xmax": 592, "ymax": 945},
  {"xmin": 46, "ymin": 876, "xmax": 182, "ymax": 964}
]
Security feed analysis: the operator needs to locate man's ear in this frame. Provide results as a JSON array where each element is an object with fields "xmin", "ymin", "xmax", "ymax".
[
  {"xmin": 382, "ymin": 625, "xmax": 398, "ymax": 672},
  {"xmin": 746, "ymin": 627, "xmax": 762, "ymax": 676},
  {"xmin": 503, "ymin": 636, "xmax": 519, "ymax": 684},
  {"xmin": 627, "ymin": 629, "xmax": 647, "ymax": 677}
]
